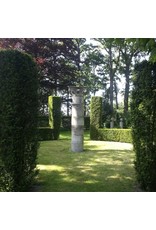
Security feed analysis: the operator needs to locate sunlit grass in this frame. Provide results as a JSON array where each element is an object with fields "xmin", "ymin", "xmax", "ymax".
[{"xmin": 35, "ymin": 131, "xmax": 138, "ymax": 192}]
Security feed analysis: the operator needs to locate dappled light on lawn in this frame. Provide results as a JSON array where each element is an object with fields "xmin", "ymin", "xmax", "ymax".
[
  {"xmin": 36, "ymin": 139, "xmax": 137, "ymax": 192},
  {"xmin": 37, "ymin": 165, "xmax": 64, "ymax": 172}
]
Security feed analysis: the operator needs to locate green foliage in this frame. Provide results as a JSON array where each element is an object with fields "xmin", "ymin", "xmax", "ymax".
[
  {"xmin": 98, "ymin": 129, "xmax": 132, "ymax": 143},
  {"xmin": 102, "ymin": 98, "xmax": 112, "ymax": 127},
  {"xmin": 48, "ymin": 96, "xmax": 53, "ymax": 128},
  {"xmin": 123, "ymin": 111, "xmax": 132, "ymax": 128},
  {"xmin": 90, "ymin": 96, "xmax": 102, "ymax": 140},
  {"xmin": 0, "ymin": 50, "xmax": 39, "ymax": 191},
  {"xmin": 38, "ymin": 115, "xmax": 49, "ymax": 127},
  {"xmin": 61, "ymin": 116, "xmax": 71, "ymax": 130},
  {"xmin": 84, "ymin": 116, "xmax": 90, "ymax": 130},
  {"xmin": 38, "ymin": 115, "xmax": 53, "ymax": 141},
  {"xmin": 48, "ymin": 96, "xmax": 61, "ymax": 140},
  {"xmin": 38, "ymin": 127, "xmax": 54, "ymax": 141},
  {"xmin": 135, "ymin": 38, "xmax": 156, "ymax": 62},
  {"xmin": 131, "ymin": 60, "xmax": 156, "ymax": 191}
]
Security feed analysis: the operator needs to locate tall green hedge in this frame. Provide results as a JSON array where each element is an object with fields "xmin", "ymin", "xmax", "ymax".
[
  {"xmin": 131, "ymin": 60, "xmax": 156, "ymax": 191},
  {"xmin": 90, "ymin": 96, "xmax": 102, "ymax": 140},
  {"xmin": 0, "ymin": 50, "xmax": 39, "ymax": 191},
  {"xmin": 48, "ymin": 96, "xmax": 61, "ymax": 140}
]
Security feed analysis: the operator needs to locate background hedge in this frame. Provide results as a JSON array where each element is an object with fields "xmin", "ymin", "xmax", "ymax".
[
  {"xmin": 0, "ymin": 50, "xmax": 39, "ymax": 191},
  {"xmin": 38, "ymin": 115, "xmax": 53, "ymax": 141},
  {"xmin": 38, "ymin": 115, "xmax": 49, "ymax": 127},
  {"xmin": 38, "ymin": 127, "xmax": 54, "ymax": 141},
  {"xmin": 61, "ymin": 116, "xmax": 90, "ymax": 131},
  {"xmin": 131, "ymin": 60, "xmax": 156, "ymax": 191},
  {"xmin": 48, "ymin": 96, "xmax": 61, "ymax": 140},
  {"xmin": 90, "ymin": 96, "xmax": 102, "ymax": 140},
  {"xmin": 98, "ymin": 129, "xmax": 132, "ymax": 143}
]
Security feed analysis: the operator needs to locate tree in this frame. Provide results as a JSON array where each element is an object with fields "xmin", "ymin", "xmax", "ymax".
[
  {"xmin": 67, "ymin": 39, "xmax": 105, "ymax": 115},
  {"xmin": 0, "ymin": 38, "xmax": 79, "ymax": 114},
  {"xmin": 117, "ymin": 39, "xmax": 140, "ymax": 114},
  {"xmin": 93, "ymin": 39, "xmax": 121, "ymax": 114},
  {"xmin": 133, "ymin": 38, "xmax": 156, "ymax": 61}
]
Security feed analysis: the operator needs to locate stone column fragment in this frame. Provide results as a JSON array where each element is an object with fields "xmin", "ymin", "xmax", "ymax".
[{"xmin": 69, "ymin": 86, "xmax": 84, "ymax": 152}]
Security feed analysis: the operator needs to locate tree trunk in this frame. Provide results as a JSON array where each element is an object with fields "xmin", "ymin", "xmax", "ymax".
[
  {"xmin": 54, "ymin": 77, "xmax": 57, "ymax": 96},
  {"xmin": 124, "ymin": 66, "xmax": 130, "ymax": 114},
  {"xmin": 67, "ymin": 90, "xmax": 70, "ymax": 116},
  {"xmin": 108, "ymin": 47, "xmax": 114, "ymax": 114},
  {"xmin": 114, "ymin": 81, "xmax": 119, "ymax": 109},
  {"xmin": 84, "ymin": 98, "xmax": 86, "ymax": 116},
  {"xmin": 110, "ymin": 73, "xmax": 114, "ymax": 113}
]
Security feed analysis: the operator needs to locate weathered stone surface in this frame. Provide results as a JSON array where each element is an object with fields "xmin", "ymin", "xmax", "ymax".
[
  {"xmin": 72, "ymin": 118, "xmax": 84, "ymax": 126},
  {"xmin": 72, "ymin": 105, "xmax": 83, "ymax": 117},
  {"xmin": 69, "ymin": 86, "xmax": 84, "ymax": 152},
  {"xmin": 72, "ymin": 126, "xmax": 84, "ymax": 135},
  {"xmin": 72, "ymin": 96, "xmax": 83, "ymax": 104}
]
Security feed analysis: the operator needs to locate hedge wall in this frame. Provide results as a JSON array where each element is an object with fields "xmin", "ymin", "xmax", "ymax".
[
  {"xmin": 98, "ymin": 129, "xmax": 132, "ymax": 143},
  {"xmin": 90, "ymin": 96, "xmax": 102, "ymax": 140},
  {"xmin": 38, "ymin": 116, "xmax": 53, "ymax": 140},
  {"xmin": 48, "ymin": 96, "xmax": 61, "ymax": 140},
  {"xmin": 38, "ymin": 115, "xmax": 49, "ymax": 127},
  {"xmin": 0, "ymin": 50, "xmax": 39, "ymax": 192},
  {"xmin": 131, "ymin": 60, "xmax": 156, "ymax": 191},
  {"xmin": 38, "ymin": 127, "xmax": 54, "ymax": 141},
  {"xmin": 61, "ymin": 116, "xmax": 90, "ymax": 130}
]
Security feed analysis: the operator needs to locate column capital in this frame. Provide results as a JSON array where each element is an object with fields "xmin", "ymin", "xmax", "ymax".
[{"xmin": 68, "ymin": 86, "xmax": 86, "ymax": 96}]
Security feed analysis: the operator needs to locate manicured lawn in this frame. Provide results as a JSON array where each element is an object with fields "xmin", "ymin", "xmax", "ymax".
[{"xmin": 35, "ymin": 131, "xmax": 138, "ymax": 192}]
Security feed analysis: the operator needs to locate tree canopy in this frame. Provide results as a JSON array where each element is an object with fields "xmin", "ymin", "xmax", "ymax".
[{"xmin": 0, "ymin": 38, "xmax": 154, "ymax": 116}]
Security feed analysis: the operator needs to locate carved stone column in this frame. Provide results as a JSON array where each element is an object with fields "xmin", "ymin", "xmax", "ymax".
[{"xmin": 69, "ymin": 86, "xmax": 84, "ymax": 152}]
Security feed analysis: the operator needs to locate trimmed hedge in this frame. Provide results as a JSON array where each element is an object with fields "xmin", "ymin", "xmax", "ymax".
[
  {"xmin": 98, "ymin": 129, "xmax": 132, "ymax": 143},
  {"xmin": 48, "ymin": 96, "xmax": 61, "ymax": 140},
  {"xmin": 61, "ymin": 116, "xmax": 71, "ymax": 130},
  {"xmin": 0, "ymin": 50, "xmax": 39, "ymax": 192},
  {"xmin": 90, "ymin": 96, "xmax": 102, "ymax": 140},
  {"xmin": 61, "ymin": 116, "xmax": 90, "ymax": 130},
  {"xmin": 38, "ymin": 115, "xmax": 49, "ymax": 127},
  {"xmin": 131, "ymin": 60, "xmax": 156, "ymax": 191},
  {"xmin": 38, "ymin": 127, "xmax": 54, "ymax": 141}
]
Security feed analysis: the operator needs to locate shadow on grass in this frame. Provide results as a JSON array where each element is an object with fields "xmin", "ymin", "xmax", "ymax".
[
  {"xmin": 35, "ymin": 143, "xmax": 139, "ymax": 192},
  {"xmin": 35, "ymin": 164, "xmax": 136, "ymax": 192}
]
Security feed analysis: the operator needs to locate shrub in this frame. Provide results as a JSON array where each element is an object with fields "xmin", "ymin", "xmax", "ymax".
[
  {"xmin": 38, "ymin": 127, "xmax": 54, "ymax": 141},
  {"xmin": 61, "ymin": 116, "xmax": 90, "ymax": 131},
  {"xmin": 48, "ymin": 96, "xmax": 61, "ymax": 140},
  {"xmin": 38, "ymin": 115, "xmax": 49, "ymax": 127},
  {"xmin": 84, "ymin": 116, "xmax": 90, "ymax": 130},
  {"xmin": 0, "ymin": 50, "xmax": 39, "ymax": 191},
  {"xmin": 131, "ymin": 60, "xmax": 156, "ymax": 191},
  {"xmin": 90, "ymin": 96, "xmax": 102, "ymax": 140},
  {"xmin": 98, "ymin": 129, "xmax": 132, "ymax": 143},
  {"xmin": 61, "ymin": 116, "xmax": 71, "ymax": 130}
]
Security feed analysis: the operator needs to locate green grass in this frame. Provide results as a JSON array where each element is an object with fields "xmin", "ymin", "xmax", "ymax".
[{"xmin": 35, "ymin": 131, "xmax": 138, "ymax": 192}]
